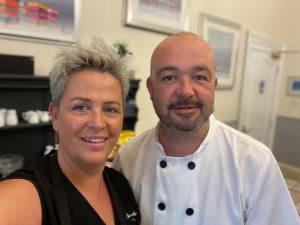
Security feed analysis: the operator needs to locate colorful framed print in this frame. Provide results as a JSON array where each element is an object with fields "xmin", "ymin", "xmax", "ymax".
[
  {"xmin": 125, "ymin": 0, "xmax": 189, "ymax": 34},
  {"xmin": 0, "ymin": 0, "xmax": 80, "ymax": 43}
]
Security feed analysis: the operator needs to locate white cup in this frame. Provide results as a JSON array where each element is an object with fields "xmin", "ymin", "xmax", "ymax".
[
  {"xmin": 36, "ymin": 110, "xmax": 50, "ymax": 123},
  {"xmin": 22, "ymin": 110, "xmax": 39, "ymax": 124},
  {"xmin": 0, "ymin": 108, "xmax": 7, "ymax": 127},
  {"xmin": 6, "ymin": 109, "xmax": 18, "ymax": 126},
  {"xmin": 44, "ymin": 145, "xmax": 53, "ymax": 155}
]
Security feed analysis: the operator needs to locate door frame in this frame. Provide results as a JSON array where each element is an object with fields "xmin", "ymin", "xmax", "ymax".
[{"xmin": 238, "ymin": 31, "xmax": 285, "ymax": 149}]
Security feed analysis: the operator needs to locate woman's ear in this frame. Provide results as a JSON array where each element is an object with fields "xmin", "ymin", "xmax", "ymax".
[{"xmin": 48, "ymin": 102, "xmax": 58, "ymax": 132}]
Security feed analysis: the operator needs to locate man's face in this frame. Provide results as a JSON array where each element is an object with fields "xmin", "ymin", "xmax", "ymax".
[{"xmin": 147, "ymin": 36, "xmax": 217, "ymax": 132}]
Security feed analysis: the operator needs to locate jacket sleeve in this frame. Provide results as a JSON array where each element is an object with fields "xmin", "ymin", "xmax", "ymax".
[{"xmin": 245, "ymin": 153, "xmax": 300, "ymax": 225}]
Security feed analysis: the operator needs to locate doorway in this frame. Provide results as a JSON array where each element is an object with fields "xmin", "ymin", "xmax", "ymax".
[{"xmin": 238, "ymin": 32, "xmax": 284, "ymax": 149}]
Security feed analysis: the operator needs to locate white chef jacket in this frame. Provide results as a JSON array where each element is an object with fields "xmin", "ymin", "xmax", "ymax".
[{"xmin": 113, "ymin": 115, "xmax": 300, "ymax": 225}]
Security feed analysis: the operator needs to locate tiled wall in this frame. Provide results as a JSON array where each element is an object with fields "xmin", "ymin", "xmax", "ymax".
[{"xmin": 273, "ymin": 116, "xmax": 300, "ymax": 168}]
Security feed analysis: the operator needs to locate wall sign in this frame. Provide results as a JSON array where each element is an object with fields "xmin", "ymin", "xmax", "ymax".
[{"xmin": 287, "ymin": 76, "xmax": 300, "ymax": 97}]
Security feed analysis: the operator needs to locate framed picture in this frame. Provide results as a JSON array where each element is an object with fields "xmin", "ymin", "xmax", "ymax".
[
  {"xmin": 125, "ymin": 0, "xmax": 189, "ymax": 34},
  {"xmin": 0, "ymin": 0, "xmax": 80, "ymax": 43},
  {"xmin": 287, "ymin": 76, "xmax": 300, "ymax": 96},
  {"xmin": 200, "ymin": 13, "xmax": 240, "ymax": 89}
]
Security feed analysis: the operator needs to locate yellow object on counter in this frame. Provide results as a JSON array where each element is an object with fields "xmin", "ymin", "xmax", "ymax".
[
  {"xmin": 118, "ymin": 130, "xmax": 136, "ymax": 146},
  {"xmin": 107, "ymin": 130, "xmax": 136, "ymax": 161}
]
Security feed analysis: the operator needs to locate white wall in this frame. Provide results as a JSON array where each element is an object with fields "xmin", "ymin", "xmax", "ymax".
[
  {"xmin": 195, "ymin": 0, "xmax": 294, "ymax": 123},
  {"xmin": 0, "ymin": 0, "xmax": 299, "ymax": 134},
  {"xmin": 277, "ymin": 0, "xmax": 300, "ymax": 119}
]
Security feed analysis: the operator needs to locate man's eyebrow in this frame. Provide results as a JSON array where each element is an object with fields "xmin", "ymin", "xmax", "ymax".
[
  {"xmin": 192, "ymin": 65, "xmax": 212, "ymax": 79},
  {"xmin": 156, "ymin": 66, "xmax": 179, "ymax": 75},
  {"xmin": 155, "ymin": 65, "xmax": 213, "ymax": 79}
]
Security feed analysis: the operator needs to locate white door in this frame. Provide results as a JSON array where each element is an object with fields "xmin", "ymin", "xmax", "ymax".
[{"xmin": 238, "ymin": 32, "xmax": 284, "ymax": 149}]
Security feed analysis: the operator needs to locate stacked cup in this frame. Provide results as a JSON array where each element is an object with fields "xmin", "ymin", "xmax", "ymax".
[
  {"xmin": 5, "ymin": 109, "xmax": 18, "ymax": 126},
  {"xmin": 22, "ymin": 110, "xmax": 50, "ymax": 124},
  {"xmin": 0, "ymin": 108, "xmax": 6, "ymax": 127}
]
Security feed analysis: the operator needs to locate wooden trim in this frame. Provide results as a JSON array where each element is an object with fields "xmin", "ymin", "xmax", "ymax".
[{"xmin": 279, "ymin": 162, "xmax": 300, "ymax": 182}]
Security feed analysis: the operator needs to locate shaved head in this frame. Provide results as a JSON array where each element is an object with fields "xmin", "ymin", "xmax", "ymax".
[{"xmin": 150, "ymin": 32, "xmax": 216, "ymax": 77}]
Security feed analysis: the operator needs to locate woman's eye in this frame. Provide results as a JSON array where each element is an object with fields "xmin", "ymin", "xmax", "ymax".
[
  {"xmin": 73, "ymin": 104, "xmax": 87, "ymax": 112},
  {"xmin": 105, "ymin": 106, "xmax": 119, "ymax": 114}
]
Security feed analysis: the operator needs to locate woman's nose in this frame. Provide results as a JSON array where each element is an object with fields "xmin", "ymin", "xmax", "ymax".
[{"xmin": 87, "ymin": 111, "xmax": 105, "ymax": 129}]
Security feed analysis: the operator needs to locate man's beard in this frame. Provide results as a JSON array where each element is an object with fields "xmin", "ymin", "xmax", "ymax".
[{"xmin": 156, "ymin": 97, "xmax": 213, "ymax": 132}]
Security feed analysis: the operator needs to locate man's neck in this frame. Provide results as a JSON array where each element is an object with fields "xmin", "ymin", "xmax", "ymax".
[{"xmin": 158, "ymin": 121, "xmax": 210, "ymax": 157}]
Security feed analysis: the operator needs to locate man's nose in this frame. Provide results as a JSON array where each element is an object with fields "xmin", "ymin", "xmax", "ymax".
[{"xmin": 177, "ymin": 77, "xmax": 195, "ymax": 97}]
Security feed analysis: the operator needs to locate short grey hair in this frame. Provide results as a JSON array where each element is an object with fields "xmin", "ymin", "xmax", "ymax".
[{"xmin": 49, "ymin": 39, "xmax": 129, "ymax": 106}]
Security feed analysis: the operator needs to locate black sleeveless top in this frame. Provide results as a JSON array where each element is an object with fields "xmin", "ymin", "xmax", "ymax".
[{"xmin": 4, "ymin": 152, "xmax": 140, "ymax": 225}]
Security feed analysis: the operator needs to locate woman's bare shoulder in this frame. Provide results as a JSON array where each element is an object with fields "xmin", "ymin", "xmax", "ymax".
[{"xmin": 0, "ymin": 179, "xmax": 42, "ymax": 225}]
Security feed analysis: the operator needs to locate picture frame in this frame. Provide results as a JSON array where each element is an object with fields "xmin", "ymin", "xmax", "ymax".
[
  {"xmin": 125, "ymin": 0, "xmax": 189, "ymax": 34},
  {"xmin": 0, "ymin": 0, "xmax": 80, "ymax": 43},
  {"xmin": 200, "ymin": 13, "xmax": 240, "ymax": 89},
  {"xmin": 287, "ymin": 76, "xmax": 300, "ymax": 96}
]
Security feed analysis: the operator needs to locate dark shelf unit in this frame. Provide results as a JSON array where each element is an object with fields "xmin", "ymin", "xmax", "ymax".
[
  {"xmin": 0, "ymin": 122, "xmax": 52, "ymax": 131},
  {"xmin": 0, "ymin": 74, "xmax": 55, "ymax": 164},
  {"xmin": 0, "ymin": 75, "xmax": 140, "ymax": 164},
  {"xmin": 123, "ymin": 79, "xmax": 140, "ymax": 130}
]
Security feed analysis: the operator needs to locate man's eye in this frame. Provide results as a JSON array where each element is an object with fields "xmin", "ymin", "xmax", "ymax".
[
  {"xmin": 193, "ymin": 75, "xmax": 209, "ymax": 82},
  {"xmin": 161, "ymin": 75, "xmax": 175, "ymax": 82}
]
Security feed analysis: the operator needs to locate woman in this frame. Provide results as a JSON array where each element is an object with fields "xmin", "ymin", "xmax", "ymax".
[{"xmin": 0, "ymin": 39, "xmax": 140, "ymax": 225}]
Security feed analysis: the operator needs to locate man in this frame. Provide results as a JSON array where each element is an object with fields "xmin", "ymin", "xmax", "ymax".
[{"xmin": 113, "ymin": 32, "xmax": 300, "ymax": 225}]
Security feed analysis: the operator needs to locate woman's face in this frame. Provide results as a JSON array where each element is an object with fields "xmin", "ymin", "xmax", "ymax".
[{"xmin": 49, "ymin": 70, "xmax": 123, "ymax": 170}]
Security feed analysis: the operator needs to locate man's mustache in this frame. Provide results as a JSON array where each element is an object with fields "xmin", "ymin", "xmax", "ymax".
[{"xmin": 168, "ymin": 98, "xmax": 203, "ymax": 110}]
